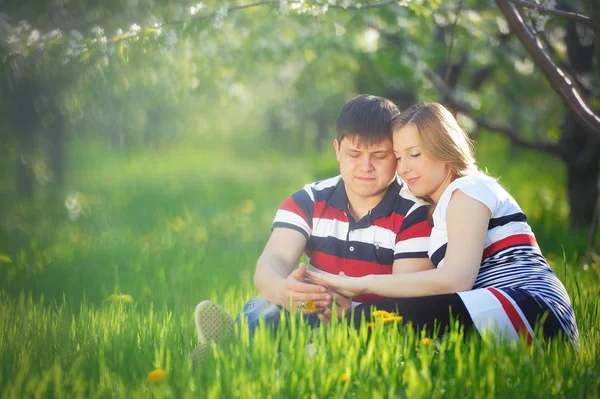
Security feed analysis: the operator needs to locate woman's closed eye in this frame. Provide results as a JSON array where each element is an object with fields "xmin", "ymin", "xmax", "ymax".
[{"xmin": 410, "ymin": 152, "xmax": 421, "ymax": 158}]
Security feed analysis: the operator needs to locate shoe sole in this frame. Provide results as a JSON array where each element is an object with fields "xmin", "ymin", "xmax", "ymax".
[
  {"xmin": 190, "ymin": 342, "xmax": 210, "ymax": 372},
  {"xmin": 194, "ymin": 300, "xmax": 235, "ymax": 344}
]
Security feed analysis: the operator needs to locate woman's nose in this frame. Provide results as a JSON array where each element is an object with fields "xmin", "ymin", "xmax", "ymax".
[{"xmin": 398, "ymin": 158, "xmax": 410, "ymax": 175}]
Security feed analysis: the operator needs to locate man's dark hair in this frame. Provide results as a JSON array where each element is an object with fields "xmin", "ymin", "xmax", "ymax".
[{"xmin": 335, "ymin": 94, "xmax": 400, "ymax": 146}]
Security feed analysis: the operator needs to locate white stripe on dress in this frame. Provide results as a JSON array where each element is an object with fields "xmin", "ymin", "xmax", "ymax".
[{"xmin": 458, "ymin": 288, "xmax": 519, "ymax": 343}]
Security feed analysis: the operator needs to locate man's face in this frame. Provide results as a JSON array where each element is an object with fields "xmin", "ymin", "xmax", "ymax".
[{"xmin": 334, "ymin": 136, "xmax": 397, "ymax": 205}]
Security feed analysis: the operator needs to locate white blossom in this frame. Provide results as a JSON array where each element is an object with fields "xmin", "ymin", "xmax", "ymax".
[
  {"xmin": 18, "ymin": 20, "xmax": 31, "ymax": 32},
  {"xmin": 340, "ymin": 0, "xmax": 353, "ymax": 9},
  {"xmin": 514, "ymin": 58, "xmax": 534, "ymax": 75},
  {"xmin": 213, "ymin": 7, "xmax": 228, "ymax": 29},
  {"xmin": 165, "ymin": 30, "xmax": 177, "ymax": 47},
  {"xmin": 280, "ymin": 0, "xmax": 289, "ymax": 15},
  {"xmin": 70, "ymin": 29, "xmax": 84, "ymax": 41},
  {"xmin": 91, "ymin": 26, "xmax": 104, "ymax": 36},
  {"xmin": 28, "ymin": 30, "xmax": 41, "ymax": 45},
  {"xmin": 44, "ymin": 29, "xmax": 63, "ymax": 41},
  {"xmin": 65, "ymin": 192, "xmax": 82, "ymax": 220},
  {"xmin": 190, "ymin": 3, "xmax": 206, "ymax": 15}
]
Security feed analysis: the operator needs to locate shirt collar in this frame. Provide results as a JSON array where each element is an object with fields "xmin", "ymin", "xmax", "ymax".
[
  {"xmin": 370, "ymin": 177, "xmax": 401, "ymax": 219},
  {"xmin": 329, "ymin": 176, "xmax": 402, "ymax": 219},
  {"xmin": 329, "ymin": 178, "xmax": 348, "ymax": 210}
]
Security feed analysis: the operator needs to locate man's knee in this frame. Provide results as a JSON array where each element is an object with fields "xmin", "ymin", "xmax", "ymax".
[{"xmin": 241, "ymin": 296, "xmax": 282, "ymax": 333}]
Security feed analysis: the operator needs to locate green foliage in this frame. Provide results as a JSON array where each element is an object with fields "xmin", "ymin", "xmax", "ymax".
[{"xmin": 0, "ymin": 136, "xmax": 599, "ymax": 396}]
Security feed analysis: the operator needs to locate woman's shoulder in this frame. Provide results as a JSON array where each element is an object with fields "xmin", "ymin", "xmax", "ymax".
[
  {"xmin": 449, "ymin": 172, "xmax": 497, "ymax": 190},
  {"xmin": 438, "ymin": 172, "xmax": 502, "ymax": 215}
]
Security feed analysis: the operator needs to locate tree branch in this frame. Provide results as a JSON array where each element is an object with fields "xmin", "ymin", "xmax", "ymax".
[
  {"xmin": 497, "ymin": 0, "xmax": 600, "ymax": 140},
  {"xmin": 142, "ymin": 1, "xmax": 399, "ymax": 37},
  {"xmin": 379, "ymin": 30, "xmax": 562, "ymax": 156},
  {"xmin": 508, "ymin": 0, "xmax": 594, "ymax": 28},
  {"xmin": 423, "ymin": 68, "xmax": 563, "ymax": 157}
]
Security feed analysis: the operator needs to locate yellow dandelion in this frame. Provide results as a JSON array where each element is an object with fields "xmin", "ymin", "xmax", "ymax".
[
  {"xmin": 194, "ymin": 226, "xmax": 209, "ymax": 243},
  {"xmin": 341, "ymin": 373, "xmax": 349, "ymax": 382},
  {"xmin": 236, "ymin": 200, "xmax": 256, "ymax": 215},
  {"xmin": 372, "ymin": 310, "xmax": 393, "ymax": 318},
  {"xmin": 420, "ymin": 337, "xmax": 434, "ymax": 346},
  {"xmin": 304, "ymin": 301, "xmax": 316, "ymax": 312},
  {"xmin": 147, "ymin": 368, "xmax": 167, "ymax": 383},
  {"xmin": 170, "ymin": 217, "xmax": 186, "ymax": 232},
  {"xmin": 0, "ymin": 254, "xmax": 12, "ymax": 264},
  {"xmin": 382, "ymin": 316, "xmax": 403, "ymax": 323}
]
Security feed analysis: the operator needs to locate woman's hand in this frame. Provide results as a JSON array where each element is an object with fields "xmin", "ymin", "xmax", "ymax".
[{"xmin": 305, "ymin": 270, "xmax": 367, "ymax": 298}]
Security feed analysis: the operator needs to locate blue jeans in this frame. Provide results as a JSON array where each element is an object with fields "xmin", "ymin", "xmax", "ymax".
[{"xmin": 239, "ymin": 296, "xmax": 321, "ymax": 341}]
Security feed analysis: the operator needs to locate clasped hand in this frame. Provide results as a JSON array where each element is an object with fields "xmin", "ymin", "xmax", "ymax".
[
  {"xmin": 280, "ymin": 263, "xmax": 352, "ymax": 323},
  {"xmin": 304, "ymin": 269, "xmax": 365, "ymax": 298}
]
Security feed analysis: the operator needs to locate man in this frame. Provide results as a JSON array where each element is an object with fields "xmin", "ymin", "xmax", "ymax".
[{"xmin": 192, "ymin": 95, "xmax": 432, "ymax": 366}]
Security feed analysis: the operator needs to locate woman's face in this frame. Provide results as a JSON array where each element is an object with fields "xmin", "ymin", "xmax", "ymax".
[{"xmin": 393, "ymin": 124, "xmax": 453, "ymax": 203}]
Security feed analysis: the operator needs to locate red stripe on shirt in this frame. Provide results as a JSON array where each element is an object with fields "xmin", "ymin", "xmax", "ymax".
[
  {"xmin": 488, "ymin": 287, "xmax": 533, "ymax": 345},
  {"xmin": 371, "ymin": 213, "xmax": 404, "ymax": 232},
  {"xmin": 396, "ymin": 220, "xmax": 432, "ymax": 244},
  {"xmin": 280, "ymin": 197, "xmax": 311, "ymax": 227},
  {"xmin": 482, "ymin": 234, "xmax": 538, "ymax": 259},
  {"xmin": 314, "ymin": 200, "xmax": 348, "ymax": 222}
]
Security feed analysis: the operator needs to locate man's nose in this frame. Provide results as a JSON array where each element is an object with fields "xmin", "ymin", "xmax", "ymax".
[{"xmin": 360, "ymin": 156, "xmax": 375, "ymax": 171}]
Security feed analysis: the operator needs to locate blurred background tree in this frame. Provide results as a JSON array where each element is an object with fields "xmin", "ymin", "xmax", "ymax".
[{"xmin": 1, "ymin": 0, "xmax": 598, "ymax": 231}]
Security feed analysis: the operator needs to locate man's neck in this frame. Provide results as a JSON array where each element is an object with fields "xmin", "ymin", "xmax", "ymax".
[{"xmin": 346, "ymin": 193, "xmax": 385, "ymax": 221}]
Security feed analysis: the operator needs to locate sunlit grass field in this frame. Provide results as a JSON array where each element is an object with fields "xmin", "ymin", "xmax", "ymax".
[{"xmin": 0, "ymin": 136, "xmax": 599, "ymax": 397}]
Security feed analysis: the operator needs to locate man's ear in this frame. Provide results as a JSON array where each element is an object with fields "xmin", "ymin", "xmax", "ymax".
[{"xmin": 334, "ymin": 138, "xmax": 341, "ymax": 162}]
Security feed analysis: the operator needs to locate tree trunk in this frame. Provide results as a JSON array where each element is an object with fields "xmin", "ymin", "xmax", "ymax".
[
  {"xmin": 48, "ymin": 108, "xmax": 65, "ymax": 188},
  {"xmin": 562, "ymin": 111, "xmax": 600, "ymax": 230},
  {"xmin": 315, "ymin": 109, "xmax": 328, "ymax": 153},
  {"xmin": 560, "ymin": 3, "xmax": 599, "ymax": 230},
  {"xmin": 13, "ymin": 79, "xmax": 38, "ymax": 199}
]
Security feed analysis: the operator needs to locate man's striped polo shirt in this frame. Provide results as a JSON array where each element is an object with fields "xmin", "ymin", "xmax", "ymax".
[{"xmin": 273, "ymin": 175, "xmax": 432, "ymax": 303}]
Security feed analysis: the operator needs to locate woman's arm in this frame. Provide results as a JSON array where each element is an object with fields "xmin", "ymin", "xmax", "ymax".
[
  {"xmin": 306, "ymin": 190, "xmax": 491, "ymax": 297},
  {"xmin": 392, "ymin": 257, "xmax": 435, "ymax": 274}
]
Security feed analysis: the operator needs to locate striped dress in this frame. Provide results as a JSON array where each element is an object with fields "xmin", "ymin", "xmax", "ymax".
[{"xmin": 429, "ymin": 173, "xmax": 579, "ymax": 346}]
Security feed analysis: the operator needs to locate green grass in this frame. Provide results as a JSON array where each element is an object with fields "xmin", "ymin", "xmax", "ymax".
[{"xmin": 0, "ymin": 136, "xmax": 599, "ymax": 398}]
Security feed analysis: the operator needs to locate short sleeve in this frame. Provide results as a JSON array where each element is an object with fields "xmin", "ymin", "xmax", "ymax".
[
  {"xmin": 394, "ymin": 204, "xmax": 431, "ymax": 260},
  {"xmin": 435, "ymin": 175, "xmax": 498, "ymax": 223},
  {"xmin": 272, "ymin": 187, "xmax": 314, "ymax": 239}
]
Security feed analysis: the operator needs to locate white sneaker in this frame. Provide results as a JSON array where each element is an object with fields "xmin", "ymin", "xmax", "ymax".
[
  {"xmin": 194, "ymin": 300, "xmax": 235, "ymax": 344},
  {"xmin": 190, "ymin": 342, "xmax": 210, "ymax": 372}
]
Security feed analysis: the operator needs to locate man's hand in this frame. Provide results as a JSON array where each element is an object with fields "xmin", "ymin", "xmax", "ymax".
[
  {"xmin": 278, "ymin": 263, "xmax": 331, "ymax": 314},
  {"xmin": 317, "ymin": 291, "xmax": 352, "ymax": 324}
]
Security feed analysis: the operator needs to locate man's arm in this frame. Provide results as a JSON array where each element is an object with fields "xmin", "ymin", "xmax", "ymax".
[{"xmin": 254, "ymin": 228, "xmax": 331, "ymax": 312}]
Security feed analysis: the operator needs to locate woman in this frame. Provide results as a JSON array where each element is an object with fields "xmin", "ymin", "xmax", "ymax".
[{"xmin": 306, "ymin": 102, "xmax": 579, "ymax": 346}]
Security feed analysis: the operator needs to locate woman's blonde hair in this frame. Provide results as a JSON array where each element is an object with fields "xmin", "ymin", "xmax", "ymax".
[
  {"xmin": 392, "ymin": 102, "xmax": 478, "ymax": 179},
  {"xmin": 392, "ymin": 102, "xmax": 479, "ymax": 218}
]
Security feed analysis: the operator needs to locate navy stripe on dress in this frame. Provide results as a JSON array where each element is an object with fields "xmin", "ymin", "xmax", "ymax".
[
  {"xmin": 430, "ymin": 244, "xmax": 447, "ymax": 267},
  {"xmin": 488, "ymin": 212, "xmax": 527, "ymax": 229}
]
